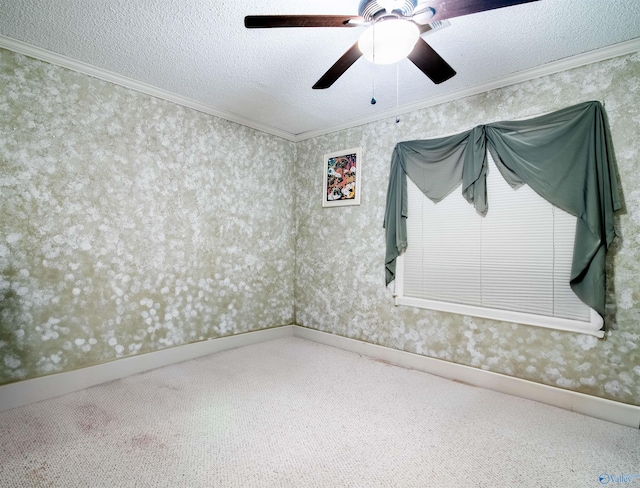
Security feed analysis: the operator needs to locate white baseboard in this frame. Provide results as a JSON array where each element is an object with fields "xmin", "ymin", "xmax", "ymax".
[
  {"xmin": 292, "ymin": 327, "xmax": 640, "ymax": 429},
  {"xmin": 2, "ymin": 324, "xmax": 638, "ymax": 429},
  {"xmin": 0, "ymin": 325, "xmax": 296, "ymax": 412}
]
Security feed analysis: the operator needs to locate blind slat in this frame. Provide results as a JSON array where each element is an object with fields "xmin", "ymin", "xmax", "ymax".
[{"xmin": 403, "ymin": 154, "xmax": 592, "ymax": 325}]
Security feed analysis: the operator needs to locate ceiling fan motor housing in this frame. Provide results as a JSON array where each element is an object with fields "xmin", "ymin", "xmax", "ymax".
[{"xmin": 358, "ymin": 0, "xmax": 418, "ymax": 21}]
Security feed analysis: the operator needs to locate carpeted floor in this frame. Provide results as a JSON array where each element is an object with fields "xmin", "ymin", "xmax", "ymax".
[{"xmin": 0, "ymin": 337, "xmax": 638, "ymax": 487}]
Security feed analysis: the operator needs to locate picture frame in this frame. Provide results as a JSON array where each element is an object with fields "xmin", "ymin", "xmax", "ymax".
[{"xmin": 322, "ymin": 147, "xmax": 362, "ymax": 207}]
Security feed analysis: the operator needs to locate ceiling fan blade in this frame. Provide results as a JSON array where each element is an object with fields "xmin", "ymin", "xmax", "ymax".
[
  {"xmin": 313, "ymin": 42, "xmax": 363, "ymax": 89},
  {"xmin": 245, "ymin": 15, "xmax": 361, "ymax": 28},
  {"xmin": 428, "ymin": 0, "xmax": 539, "ymax": 22},
  {"xmin": 407, "ymin": 38, "xmax": 456, "ymax": 84}
]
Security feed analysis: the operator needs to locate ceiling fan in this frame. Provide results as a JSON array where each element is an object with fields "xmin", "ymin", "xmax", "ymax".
[{"xmin": 245, "ymin": 0, "xmax": 539, "ymax": 89}]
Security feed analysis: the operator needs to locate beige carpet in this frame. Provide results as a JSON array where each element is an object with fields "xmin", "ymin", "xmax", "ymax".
[{"xmin": 0, "ymin": 337, "xmax": 638, "ymax": 487}]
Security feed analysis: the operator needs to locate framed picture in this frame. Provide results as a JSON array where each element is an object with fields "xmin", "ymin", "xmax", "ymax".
[{"xmin": 322, "ymin": 147, "xmax": 362, "ymax": 207}]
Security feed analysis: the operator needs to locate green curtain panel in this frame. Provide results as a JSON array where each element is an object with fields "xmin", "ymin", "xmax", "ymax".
[{"xmin": 384, "ymin": 101, "xmax": 622, "ymax": 320}]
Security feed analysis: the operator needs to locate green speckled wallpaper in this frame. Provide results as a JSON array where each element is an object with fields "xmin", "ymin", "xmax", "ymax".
[
  {"xmin": 295, "ymin": 53, "xmax": 640, "ymax": 406},
  {"xmin": 0, "ymin": 49, "xmax": 295, "ymax": 384},
  {"xmin": 2, "ymin": 45, "xmax": 639, "ymax": 407}
]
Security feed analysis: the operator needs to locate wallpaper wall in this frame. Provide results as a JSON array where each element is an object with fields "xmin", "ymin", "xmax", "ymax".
[
  {"xmin": 1, "ymin": 45, "xmax": 639, "ymax": 407},
  {"xmin": 295, "ymin": 52, "xmax": 640, "ymax": 406},
  {"xmin": 0, "ymin": 48, "xmax": 296, "ymax": 385}
]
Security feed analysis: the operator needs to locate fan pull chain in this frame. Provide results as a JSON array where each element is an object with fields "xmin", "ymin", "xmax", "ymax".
[
  {"xmin": 371, "ymin": 23, "xmax": 377, "ymax": 105},
  {"xmin": 395, "ymin": 62, "xmax": 400, "ymax": 123},
  {"xmin": 371, "ymin": 65, "xmax": 376, "ymax": 105}
]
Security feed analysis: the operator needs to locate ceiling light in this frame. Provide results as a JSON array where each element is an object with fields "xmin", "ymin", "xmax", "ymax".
[{"xmin": 358, "ymin": 19, "xmax": 420, "ymax": 65}]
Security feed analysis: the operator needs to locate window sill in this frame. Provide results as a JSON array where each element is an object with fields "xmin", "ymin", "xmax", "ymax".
[{"xmin": 394, "ymin": 295, "xmax": 604, "ymax": 338}]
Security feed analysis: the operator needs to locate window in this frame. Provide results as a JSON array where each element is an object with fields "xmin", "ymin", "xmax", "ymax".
[{"xmin": 394, "ymin": 153, "xmax": 604, "ymax": 337}]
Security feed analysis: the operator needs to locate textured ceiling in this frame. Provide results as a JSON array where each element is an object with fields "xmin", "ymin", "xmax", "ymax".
[{"xmin": 1, "ymin": 0, "xmax": 639, "ymax": 140}]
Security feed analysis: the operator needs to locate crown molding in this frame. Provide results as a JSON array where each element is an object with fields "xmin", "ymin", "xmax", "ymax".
[
  {"xmin": 295, "ymin": 37, "xmax": 640, "ymax": 141},
  {"xmin": 0, "ymin": 35, "xmax": 297, "ymax": 142},
  {"xmin": 1, "ymin": 35, "xmax": 639, "ymax": 143}
]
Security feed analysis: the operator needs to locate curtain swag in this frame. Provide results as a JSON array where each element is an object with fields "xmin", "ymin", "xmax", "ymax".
[{"xmin": 383, "ymin": 101, "xmax": 621, "ymax": 319}]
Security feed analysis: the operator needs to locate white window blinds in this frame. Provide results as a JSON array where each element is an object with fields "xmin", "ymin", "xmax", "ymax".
[{"xmin": 396, "ymin": 154, "xmax": 603, "ymax": 337}]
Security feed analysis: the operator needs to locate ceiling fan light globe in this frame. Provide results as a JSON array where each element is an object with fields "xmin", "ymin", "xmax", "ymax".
[{"xmin": 358, "ymin": 19, "xmax": 420, "ymax": 65}]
